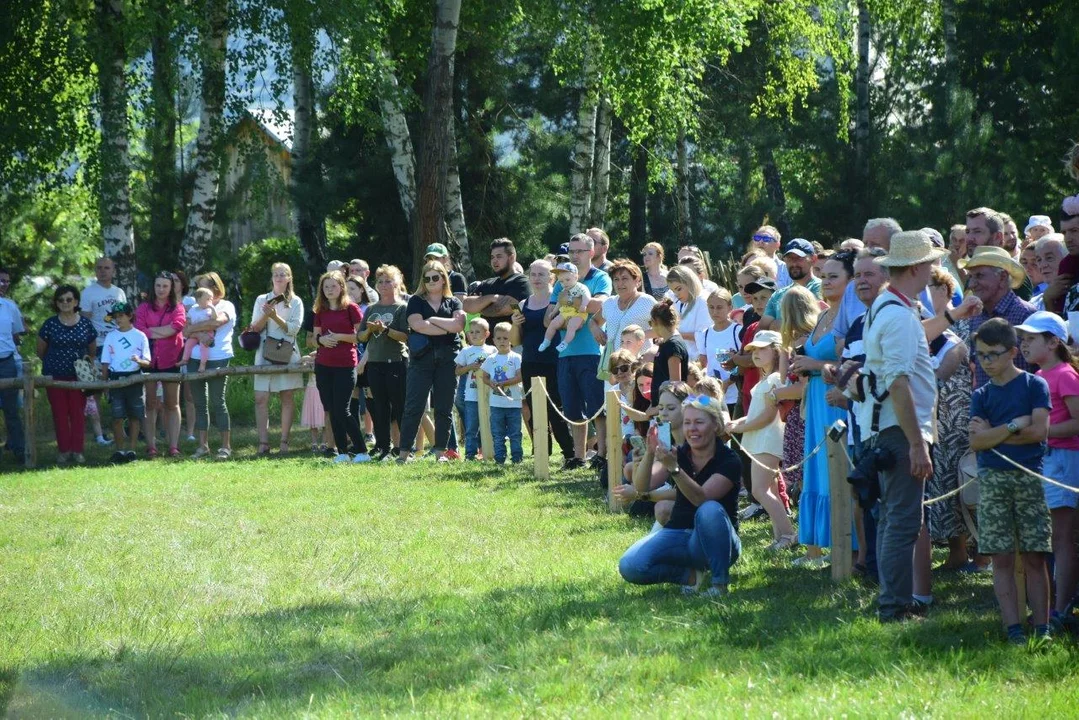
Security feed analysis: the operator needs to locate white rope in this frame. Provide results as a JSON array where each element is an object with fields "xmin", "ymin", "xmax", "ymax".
[
  {"xmin": 548, "ymin": 400, "xmax": 606, "ymax": 427},
  {"xmin": 923, "ymin": 479, "xmax": 976, "ymax": 506},
  {"xmin": 728, "ymin": 433, "xmax": 830, "ymax": 475},
  {"xmin": 989, "ymin": 449, "xmax": 1079, "ymax": 493}
]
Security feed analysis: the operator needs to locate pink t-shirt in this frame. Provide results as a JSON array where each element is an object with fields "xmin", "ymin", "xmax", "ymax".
[{"xmin": 1038, "ymin": 362, "xmax": 1079, "ymax": 450}]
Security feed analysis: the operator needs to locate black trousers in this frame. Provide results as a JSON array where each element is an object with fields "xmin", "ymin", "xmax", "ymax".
[
  {"xmin": 522, "ymin": 361, "xmax": 575, "ymax": 460},
  {"xmin": 315, "ymin": 364, "xmax": 367, "ymax": 455},
  {"xmin": 367, "ymin": 360, "xmax": 407, "ymax": 453},
  {"xmin": 399, "ymin": 346, "xmax": 456, "ymax": 454}
]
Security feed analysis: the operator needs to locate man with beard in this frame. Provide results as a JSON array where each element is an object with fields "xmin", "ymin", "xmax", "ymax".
[
  {"xmin": 758, "ymin": 238, "xmax": 820, "ymax": 330},
  {"xmin": 963, "ymin": 207, "xmax": 1033, "ymax": 300},
  {"xmin": 463, "ymin": 238, "xmax": 531, "ymax": 332},
  {"xmin": 587, "ymin": 227, "xmax": 614, "ymax": 273}
]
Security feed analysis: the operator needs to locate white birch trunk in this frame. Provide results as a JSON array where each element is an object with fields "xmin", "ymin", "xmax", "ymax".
[
  {"xmin": 291, "ymin": 32, "xmax": 327, "ymax": 292},
  {"xmin": 853, "ymin": 0, "xmax": 871, "ymax": 208},
  {"xmin": 568, "ymin": 49, "xmax": 599, "ymax": 236},
  {"xmin": 445, "ymin": 127, "xmax": 473, "ymax": 281},
  {"xmin": 178, "ymin": 0, "xmax": 227, "ymax": 277},
  {"xmin": 590, "ymin": 95, "xmax": 612, "ymax": 227},
  {"xmin": 676, "ymin": 130, "xmax": 691, "ymax": 243},
  {"xmin": 377, "ymin": 50, "xmax": 418, "ymax": 223},
  {"xmin": 95, "ymin": 0, "xmax": 136, "ymax": 299}
]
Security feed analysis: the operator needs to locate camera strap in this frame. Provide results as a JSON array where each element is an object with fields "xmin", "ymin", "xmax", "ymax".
[{"xmin": 863, "ymin": 298, "xmax": 904, "ymax": 434}]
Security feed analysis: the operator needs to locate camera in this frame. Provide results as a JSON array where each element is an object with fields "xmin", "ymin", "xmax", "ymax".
[{"xmin": 847, "ymin": 443, "xmax": 895, "ymax": 508}]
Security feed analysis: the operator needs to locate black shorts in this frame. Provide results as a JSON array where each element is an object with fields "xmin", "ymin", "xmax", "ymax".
[{"xmin": 147, "ymin": 365, "xmax": 180, "ymax": 375}]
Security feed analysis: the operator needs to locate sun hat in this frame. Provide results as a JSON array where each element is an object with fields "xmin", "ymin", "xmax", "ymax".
[
  {"xmin": 1015, "ymin": 311, "xmax": 1069, "ymax": 342},
  {"xmin": 744, "ymin": 329, "xmax": 783, "ymax": 350},
  {"xmin": 424, "ymin": 243, "xmax": 450, "ymax": 258},
  {"xmin": 555, "ymin": 262, "xmax": 579, "ymax": 276},
  {"xmin": 783, "ymin": 238, "xmax": 815, "ymax": 258},
  {"xmin": 877, "ymin": 230, "xmax": 949, "ymax": 267},
  {"xmin": 743, "ymin": 278, "xmax": 778, "ymax": 295},
  {"xmin": 958, "ymin": 246, "xmax": 1025, "ymax": 289},
  {"xmin": 920, "ymin": 227, "xmax": 945, "ymax": 248},
  {"xmin": 1024, "ymin": 215, "xmax": 1053, "ymax": 235}
]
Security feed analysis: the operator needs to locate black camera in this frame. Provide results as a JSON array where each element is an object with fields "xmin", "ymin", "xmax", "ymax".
[{"xmin": 847, "ymin": 444, "xmax": 895, "ymax": 509}]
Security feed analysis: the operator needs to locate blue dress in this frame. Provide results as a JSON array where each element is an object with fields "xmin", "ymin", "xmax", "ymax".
[{"xmin": 798, "ymin": 327, "xmax": 848, "ymax": 549}]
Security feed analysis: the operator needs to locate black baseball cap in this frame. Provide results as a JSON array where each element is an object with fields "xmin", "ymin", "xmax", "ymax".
[{"xmin": 743, "ymin": 279, "xmax": 777, "ymax": 295}]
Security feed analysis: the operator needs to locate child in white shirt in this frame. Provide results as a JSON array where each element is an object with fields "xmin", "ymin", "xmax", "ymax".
[
  {"xmin": 698, "ymin": 289, "xmax": 742, "ymax": 413},
  {"xmin": 181, "ymin": 288, "xmax": 217, "ymax": 373},
  {"xmin": 453, "ymin": 318, "xmax": 495, "ymax": 460},
  {"xmin": 481, "ymin": 322, "xmax": 524, "ymax": 463},
  {"xmin": 100, "ymin": 302, "xmax": 151, "ymax": 460}
]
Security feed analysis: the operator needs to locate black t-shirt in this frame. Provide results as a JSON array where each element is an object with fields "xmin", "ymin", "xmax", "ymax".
[
  {"xmin": 667, "ymin": 443, "xmax": 743, "ymax": 531},
  {"xmin": 521, "ymin": 300, "xmax": 559, "ymax": 364},
  {"xmin": 405, "ymin": 294, "xmax": 463, "ymax": 347},
  {"xmin": 472, "ymin": 273, "xmax": 531, "ymax": 326},
  {"xmin": 449, "ymin": 271, "xmax": 467, "ymax": 295},
  {"xmin": 738, "ymin": 307, "xmax": 760, "ymax": 344},
  {"xmin": 651, "ymin": 336, "xmax": 689, "ymax": 406}
]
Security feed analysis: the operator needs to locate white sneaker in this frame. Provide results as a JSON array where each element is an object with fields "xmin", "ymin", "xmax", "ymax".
[
  {"xmin": 352, "ymin": 453, "xmax": 371, "ymax": 463},
  {"xmin": 96, "ymin": 436, "xmax": 113, "ymax": 446},
  {"xmin": 738, "ymin": 502, "xmax": 763, "ymax": 521},
  {"xmin": 332, "ymin": 453, "xmax": 351, "ymax": 463}
]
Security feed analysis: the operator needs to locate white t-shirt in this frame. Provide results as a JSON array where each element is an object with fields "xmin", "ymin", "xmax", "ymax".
[
  {"xmin": 698, "ymin": 322, "xmax": 742, "ymax": 405},
  {"xmin": 674, "ymin": 298, "xmax": 711, "ymax": 358},
  {"xmin": 81, "ymin": 282, "xmax": 126, "ymax": 346},
  {"xmin": 481, "ymin": 351, "xmax": 524, "ymax": 408},
  {"xmin": 101, "ymin": 327, "xmax": 151, "ymax": 374},
  {"xmin": 455, "ymin": 344, "xmax": 496, "ymax": 401},
  {"xmin": 600, "ymin": 294, "xmax": 656, "ymax": 353},
  {"xmin": 190, "ymin": 299, "xmax": 236, "ymax": 362}
]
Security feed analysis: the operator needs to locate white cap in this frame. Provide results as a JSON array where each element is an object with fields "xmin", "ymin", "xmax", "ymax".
[{"xmin": 1024, "ymin": 215, "xmax": 1052, "ymax": 234}]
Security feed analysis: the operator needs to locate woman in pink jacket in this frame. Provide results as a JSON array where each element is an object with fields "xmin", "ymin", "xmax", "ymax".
[{"xmin": 135, "ymin": 271, "xmax": 186, "ymax": 457}]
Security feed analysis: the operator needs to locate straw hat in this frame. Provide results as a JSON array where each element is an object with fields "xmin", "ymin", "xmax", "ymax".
[
  {"xmin": 959, "ymin": 246, "xmax": 1025, "ymax": 289},
  {"xmin": 877, "ymin": 231, "xmax": 948, "ymax": 267}
]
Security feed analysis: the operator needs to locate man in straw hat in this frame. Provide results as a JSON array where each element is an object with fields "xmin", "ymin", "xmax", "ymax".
[
  {"xmin": 961, "ymin": 245, "xmax": 1035, "ymax": 389},
  {"xmin": 852, "ymin": 230, "xmax": 946, "ymax": 622}
]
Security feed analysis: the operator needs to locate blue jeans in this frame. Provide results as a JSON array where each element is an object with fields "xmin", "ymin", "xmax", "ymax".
[
  {"xmin": 0, "ymin": 355, "xmax": 24, "ymax": 457},
  {"xmin": 619, "ymin": 501, "xmax": 742, "ymax": 587},
  {"xmin": 490, "ymin": 405, "xmax": 523, "ymax": 463},
  {"xmin": 463, "ymin": 400, "xmax": 480, "ymax": 458}
]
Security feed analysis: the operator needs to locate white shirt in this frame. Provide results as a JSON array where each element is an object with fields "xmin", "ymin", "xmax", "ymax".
[
  {"xmin": 698, "ymin": 322, "xmax": 742, "ymax": 405},
  {"xmin": 81, "ymin": 282, "xmax": 126, "ymax": 346},
  {"xmin": 600, "ymin": 294, "xmax": 656, "ymax": 353},
  {"xmin": 101, "ymin": 327, "xmax": 151, "ymax": 373},
  {"xmin": 859, "ymin": 290, "xmax": 937, "ymax": 442},
  {"xmin": 190, "ymin": 299, "xmax": 236, "ymax": 362},
  {"xmin": 482, "ymin": 351, "xmax": 524, "ymax": 408},
  {"xmin": 455, "ymin": 345, "xmax": 496, "ymax": 401},
  {"xmin": 251, "ymin": 292, "xmax": 304, "ymax": 365},
  {"xmin": 0, "ymin": 298, "xmax": 25, "ymax": 359},
  {"xmin": 674, "ymin": 298, "xmax": 711, "ymax": 358}
]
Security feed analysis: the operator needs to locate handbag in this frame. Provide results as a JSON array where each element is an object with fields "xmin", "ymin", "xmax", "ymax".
[
  {"xmin": 262, "ymin": 335, "xmax": 296, "ymax": 364},
  {"xmin": 407, "ymin": 331, "xmax": 431, "ymax": 360}
]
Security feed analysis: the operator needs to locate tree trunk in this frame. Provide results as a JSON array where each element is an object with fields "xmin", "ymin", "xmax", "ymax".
[
  {"xmin": 628, "ymin": 144, "xmax": 648, "ymax": 248},
  {"xmin": 941, "ymin": 0, "xmax": 958, "ymax": 88},
  {"xmin": 291, "ymin": 26, "xmax": 327, "ymax": 296},
  {"xmin": 590, "ymin": 96, "xmax": 612, "ymax": 228},
  {"xmin": 760, "ymin": 146, "xmax": 791, "ymax": 242},
  {"xmin": 95, "ymin": 0, "xmax": 136, "ymax": 299},
  {"xmin": 411, "ymin": 0, "xmax": 462, "ymax": 281},
  {"xmin": 377, "ymin": 50, "xmax": 418, "ymax": 227},
  {"xmin": 568, "ymin": 50, "xmax": 599, "ymax": 236},
  {"xmin": 178, "ymin": 0, "xmax": 227, "ymax": 278},
  {"xmin": 445, "ymin": 125, "xmax": 473, "ymax": 281},
  {"xmin": 853, "ymin": 0, "xmax": 871, "ymax": 217},
  {"xmin": 676, "ymin": 130, "xmax": 692, "ymax": 244},
  {"xmin": 148, "ymin": 0, "xmax": 179, "ymax": 270}
]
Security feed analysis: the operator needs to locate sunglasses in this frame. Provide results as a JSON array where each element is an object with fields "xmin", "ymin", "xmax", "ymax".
[
  {"xmin": 157, "ymin": 271, "xmax": 177, "ymax": 280},
  {"xmin": 424, "ymin": 274, "xmax": 443, "ymax": 283},
  {"xmin": 752, "ymin": 234, "xmax": 775, "ymax": 243},
  {"xmin": 611, "ymin": 364, "xmax": 632, "ymax": 375}
]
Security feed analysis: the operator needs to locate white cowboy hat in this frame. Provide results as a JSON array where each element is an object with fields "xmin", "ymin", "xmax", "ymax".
[{"xmin": 876, "ymin": 230, "xmax": 949, "ymax": 267}]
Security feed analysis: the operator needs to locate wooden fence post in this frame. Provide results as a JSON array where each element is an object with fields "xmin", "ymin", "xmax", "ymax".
[
  {"xmin": 478, "ymin": 377, "xmax": 494, "ymax": 461},
  {"xmin": 827, "ymin": 419, "xmax": 852, "ymax": 582},
  {"xmin": 23, "ymin": 374, "xmax": 35, "ymax": 469},
  {"xmin": 532, "ymin": 376, "xmax": 549, "ymax": 479},
  {"xmin": 605, "ymin": 389, "xmax": 622, "ymax": 511}
]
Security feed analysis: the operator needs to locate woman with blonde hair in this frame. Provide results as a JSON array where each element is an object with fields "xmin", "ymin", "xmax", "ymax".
[
  {"xmin": 665, "ymin": 265, "xmax": 711, "ymax": 359},
  {"xmin": 398, "ymin": 260, "xmax": 465, "ymax": 463},
  {"xmin": 250, "ymin": 262, "xmax": 304, "ymax": 455},
  {"xmin": 772, "ymin": 285, "xmax": 818, "ymax": 515},
  {"xmin": 358, "ymin": 264, "xmax": 410, "ymax": 461},
  {"xmin": 640, "ymin": 242, "xmax": 669, "ymax": 300}
]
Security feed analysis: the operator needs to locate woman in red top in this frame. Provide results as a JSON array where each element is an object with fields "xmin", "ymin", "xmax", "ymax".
[
  {"xmin": 134, "ymin": 271, "xmax": 186, "ymax": 457},
  {"xmin": 313, "ymin": 270, "xmax": 369, "ymax": 463}
]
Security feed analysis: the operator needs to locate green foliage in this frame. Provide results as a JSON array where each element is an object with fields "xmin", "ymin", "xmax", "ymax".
[{"xmin": 237, "ymin": 236, "xmax": 313, "ymax": 309}]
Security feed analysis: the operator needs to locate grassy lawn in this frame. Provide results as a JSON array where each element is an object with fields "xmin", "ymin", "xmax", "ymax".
[{"xmin": 2, "ymin": 451, "xmax": 1078, "ymax": 718}]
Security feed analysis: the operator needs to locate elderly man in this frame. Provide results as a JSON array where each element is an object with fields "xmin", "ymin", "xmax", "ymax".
[
  {"xmin": 463, "ymin": 238, "xmax": 530, "ymax": 331},
  {"xmin": 832, "ymin": 218, "xmax": 903, "ymax": 343},
  {"xmin": 587, "ymin": 227, "xmax": 614, "ymax": 273},
  {"xmin": 0, "ymin": 266, "xmax": 26, "ymax": 464},
  {"xmin": 850, "ymin": 231, "xmax": 946, "ymax": 622},
  {"xmin": 1032, "ymin": 233, "xmax": 1066, "ymax": 310},
  {"xmin": 545, "ymin": 232, "xmax": 611, "ymax": 469},
  {"xmin": 962, "ymin": 246, "xmax": 1035, "ymax": 388},
  {"xmin": 758, "ymin": 238, "xmax": 820, "ymax": 330}
]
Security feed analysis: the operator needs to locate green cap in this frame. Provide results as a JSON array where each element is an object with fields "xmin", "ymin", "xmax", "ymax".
[
  {"xmin": 110, "ymin": 301, "xmax": 133, "ymax": 315},
  {"xmin": 424, "ymin": 243, "xmax": 450, "ymax": 259}
]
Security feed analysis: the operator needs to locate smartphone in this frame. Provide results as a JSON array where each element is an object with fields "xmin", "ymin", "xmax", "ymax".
[
  {"xmin": 629, "ymin": 435, "xmax": 646, "ymax": 453},
  {"xmin": 656, "ymin": 422, "xmax": 672, "ymax": 449}
]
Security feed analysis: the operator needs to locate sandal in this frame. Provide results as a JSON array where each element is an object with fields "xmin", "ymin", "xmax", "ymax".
[
  {"xmin": 168, "ymin": 447, "xmax": 181, "ymax": 458},
  {"xmin": 257, "ymin": 443, "xmax": 271, "ymax": 457},
  {"xmin": 216, "ymin": 447, "xmax": 232, "ymax": 460},
  {"xmin": 191, "ymin": 446, "xmax": 211, "ymax": 459},
  {"xmin": 769, "ymin": 534, "xmax": 799, "ymax": 552},
  {"xmin": 147, "ymin": 446, "xmax": 159, "ymax": 459},
  {"xmin": 277, "ymin": 442, "xmax": 290, "ymax": 456}
]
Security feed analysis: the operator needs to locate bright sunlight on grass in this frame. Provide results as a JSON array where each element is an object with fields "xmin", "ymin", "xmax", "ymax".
[{"xmin": 1, "ymin": 455, "xmax": 1077, "ymax": 717}]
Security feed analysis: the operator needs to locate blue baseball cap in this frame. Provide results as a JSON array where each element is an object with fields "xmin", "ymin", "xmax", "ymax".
[
  {"xmin": 783, "ymin": 238, "xmax": 816, "ymax": 258},
  {"xmin": 1015, "ymin": 311, "xmax": 1069, "ymax": 342}
]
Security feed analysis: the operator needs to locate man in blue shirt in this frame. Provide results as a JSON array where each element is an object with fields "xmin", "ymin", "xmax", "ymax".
[{"xmin": 546, "ymin": 232, "xmax": 612, "ymax": 470}]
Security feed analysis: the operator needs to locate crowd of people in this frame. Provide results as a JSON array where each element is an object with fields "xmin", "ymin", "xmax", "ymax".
[{"xmin": 3, "ymin": 197, "xmax": 1079, "ymax": 641}]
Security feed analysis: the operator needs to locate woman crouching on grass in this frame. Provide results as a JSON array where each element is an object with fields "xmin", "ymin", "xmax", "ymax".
[{"xmin": 618, "ymin": 391, "xmax": 744, "ymax": 597}]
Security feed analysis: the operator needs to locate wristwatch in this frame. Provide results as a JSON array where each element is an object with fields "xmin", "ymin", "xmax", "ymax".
[{"xmin": 1006, "ymin": 421, "xmax": 1019, "ymax": 434}]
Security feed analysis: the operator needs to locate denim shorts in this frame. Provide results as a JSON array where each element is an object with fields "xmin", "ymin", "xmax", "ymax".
[
  {"xmin": 557, "ymin": 354, "xmax": 604, "ymax": 421},
  {"xmin": 1043, "ymin": 446, "xmax": 1079, "ymax": 510},
  {"xmin": 108, "ymin": 372, "xmax": 146, "ymax": 420}
]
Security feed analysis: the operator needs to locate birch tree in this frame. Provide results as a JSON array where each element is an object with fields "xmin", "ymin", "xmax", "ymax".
[
  {"xmin": 147, "ymin": 0, "xmax": 180, "ymax": 265},
  {"xmin": 95, "ymin": 0, "xmax": 137, "ymax": 298},
  {"xmin": 178, "ymin": 0, "xmax": 227, "ymax": 277},
  {"xmin": 445, "ymin": 128, "xmax": 473, "ymax": 281},
  {"xmin": 376, "ymin": 51, "xmax": 418, "ymax": 227},
  {"xmin": 290, "ymin": 21, "xmax": 327, "ymax": 291},
  {"xmin": 853, "ymin": 0, "xmax": 872, "ymax": 218},
  {"xmin": 589, "ymin": 96, "xmax": 612, "ymax": 228},
  {"xmin": 568, "ymin": 48, "xmax": 599, "ymax": 236},
  {"xmin": 676, "ymin": 130, "xmax": 691, "ymax": 243}
]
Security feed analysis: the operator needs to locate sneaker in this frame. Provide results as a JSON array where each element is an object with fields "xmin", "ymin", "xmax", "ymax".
[
  {"xmin": 186, "ymin": 434, "xmax": 197, "ymax": 443},
  {"xmin": 191, "ymin": 446, "xmax": 211, "ymax": 459},
  {"xmin": 589, "ymin": 454, "xmax": 605, "ymax": 469},
  {"xmin": 792, "ymin": 555, "xmax": 828, "ymax": 569},
  {"xmin": 561, "ymin": 457, "xmax": 586, "ymax": 471},
  {"xmin": 738, "ymin": 502, "xmax": 764, "ymax": 521},
  {"xmin": 125, "ymin": 451, "xmax": 138, "ymax": 461},
  {"xmin": 364, "ymin": 433, "xmax": 375, "ymax": 446},
  {"xmin": 110, "ymin": 451, "xmax": 127, "ymax": 464},
  {"xmin": 682, "ymin": 569, "xmax": 710, "ymax": 595},
  {"xmin": 352, "ymin": 453, "xmax": 372, "ymax": 463},
  {"xmin": 438, "ymin": 449, "xmax": 461, "ymax": 462},
  {"xmin": 55, "ymin": 452, "xmax": 69, "ymax": 466},
  {"xmin": 71, "ymin": 453, "xmax": 86, "ymax": 464},
  {"xmin": 379, "ymin": 451, "xmax": 395, "ymax": 463},
  {"xmin": 700, "ymin": 585, "xmax": 728, "ymax": 599},
  {"xmin": 95, "ymin": 435, "xmax": 113, "ymax": 446},
  {"xmin": 332, "ymin": 453, "xmax": 352, "ymax": 463},
  {"xmin": 536, "ymin": 339, "xmax": 552, "ymax": 352}
]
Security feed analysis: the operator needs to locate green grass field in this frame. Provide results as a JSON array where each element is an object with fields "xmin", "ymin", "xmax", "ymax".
[{"xmin": 2, "ymin": 450, "xmax": 1078, "ymax": 718}]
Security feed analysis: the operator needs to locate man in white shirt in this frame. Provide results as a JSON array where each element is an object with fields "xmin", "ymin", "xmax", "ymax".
[
  {"xmin": 0, "ymin": 266, "xmax": 26, "ymax": 463},
  {"xmin": 851, "ymin": 230, "xmax": 945, "ymax": 623},
  {"xmin": 81, "ymin": 256, "xmax": 127, "ymax": 356}
]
